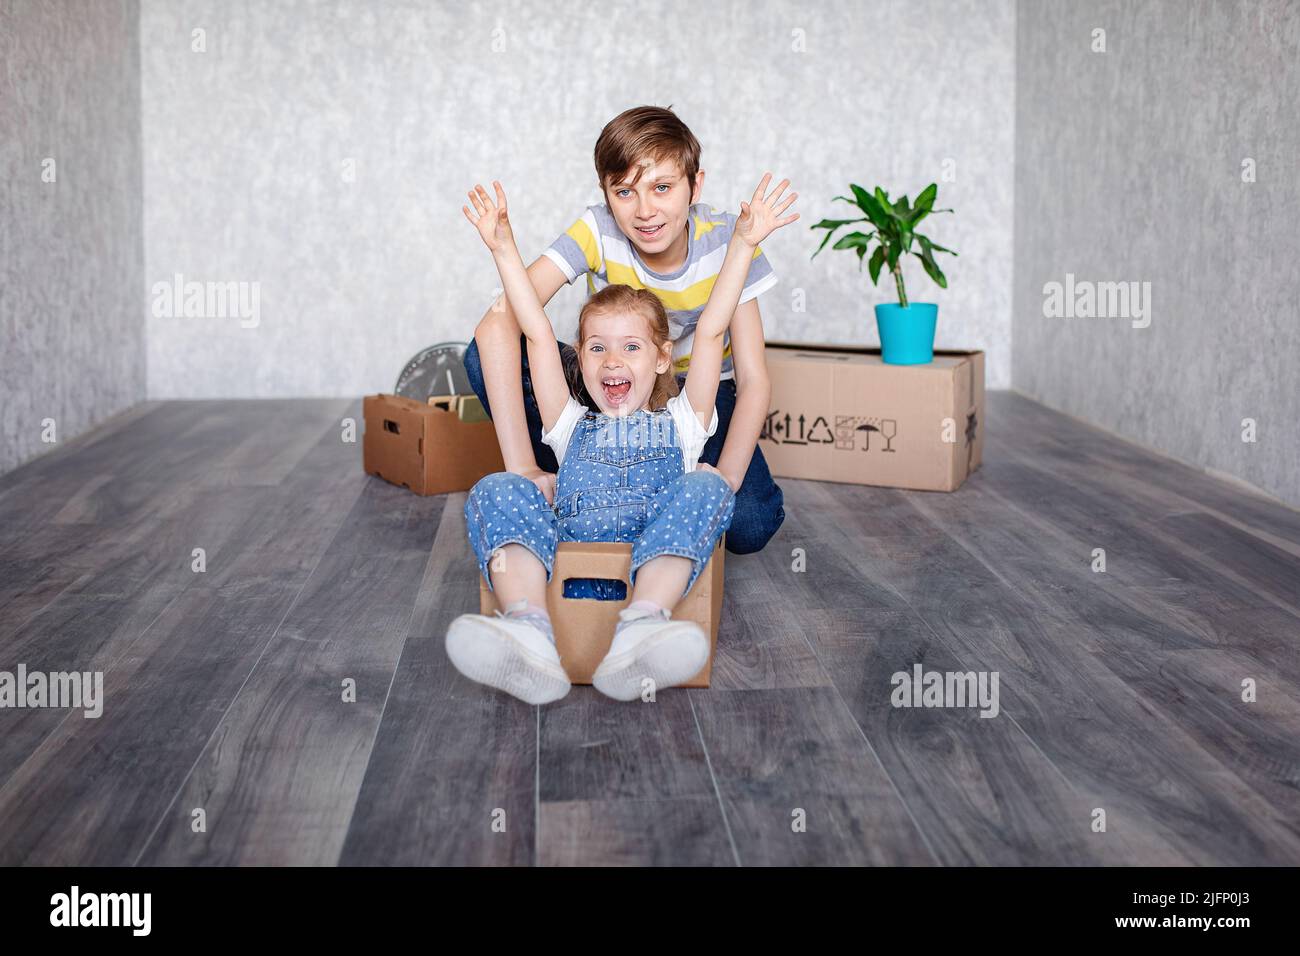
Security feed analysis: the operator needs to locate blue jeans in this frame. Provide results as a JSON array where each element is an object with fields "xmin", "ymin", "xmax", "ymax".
[
  {"xmin": 463, "ymin": 333, "xmax": 785, "ymax": 554},
  {"xmin": 466, "ymin": 470, "xmax": 735, "ymax": 602}
]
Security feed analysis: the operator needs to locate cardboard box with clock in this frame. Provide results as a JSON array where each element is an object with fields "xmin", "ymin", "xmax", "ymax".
[{"xmin": 363, "ymin": 342, "xmax": 505, "ymax": 495}]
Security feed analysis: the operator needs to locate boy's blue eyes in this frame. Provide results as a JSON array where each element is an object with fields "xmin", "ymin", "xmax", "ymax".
[
  {"xmin": 616, "ymin": 184, "xmax": 670, "ymax": 197},
  {"xmin": 590, "ymin": 344, "xmax": 640, "ymax": 352}
]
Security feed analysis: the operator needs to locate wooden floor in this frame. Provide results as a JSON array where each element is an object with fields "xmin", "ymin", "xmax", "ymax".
[{"xmin": 0, "ymin": 393, "xmax": 1297, "ymax": 866}]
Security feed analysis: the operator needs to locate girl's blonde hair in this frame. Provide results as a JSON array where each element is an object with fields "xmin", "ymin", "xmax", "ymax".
[{"xmin": 568, "ymin": 285, "xmax": 680, "ymax": 411}]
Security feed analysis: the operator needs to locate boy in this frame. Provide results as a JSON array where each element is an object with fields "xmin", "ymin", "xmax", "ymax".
[{"xmin": 463, "ymin": 105, "xmax": 785, "ymax": 554}]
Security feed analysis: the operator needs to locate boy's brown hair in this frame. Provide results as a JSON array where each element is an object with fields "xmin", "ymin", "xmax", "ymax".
[
  {"xmin": 568, "ymin": 284, "xmax": 680, "ymax": 412},
  {"xmin": 594, "ymin": 105, "xmax": 702, "ymax": 198}
]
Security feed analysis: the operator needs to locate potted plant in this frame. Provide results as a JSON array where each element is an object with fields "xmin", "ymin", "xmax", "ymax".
[{"xmin": 811, "ymin": 183, "xmax": 957, "ymax": 365}]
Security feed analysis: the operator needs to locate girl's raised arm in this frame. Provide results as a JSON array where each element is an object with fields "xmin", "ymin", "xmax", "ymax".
[
  {"xmin": 463, "ymin": 182, "xmax": 572, "ymax": 435},
  {"xmin": 682, "ymin": 173, "xmax": 798, "ymax": 425}
]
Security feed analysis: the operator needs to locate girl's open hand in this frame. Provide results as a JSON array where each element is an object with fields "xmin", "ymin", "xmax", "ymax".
[
  {"xmin": 462, "ymin": 181, "xmax": 515, "ymax": 253},
  {"xmin": 735, "ymin": 172, "xmax": 799, "ymax": 248}
]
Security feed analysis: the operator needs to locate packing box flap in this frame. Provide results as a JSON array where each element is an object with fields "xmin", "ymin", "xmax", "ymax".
[
  {"xmin": 363, "ymin": 393, "xmax": 504, "ymax": 496},
  {"xmin": 767, "ymin": 338, "xmax": 982, "ymax": 367}
]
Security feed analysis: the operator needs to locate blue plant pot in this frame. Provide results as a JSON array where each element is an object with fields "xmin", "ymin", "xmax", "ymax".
[{"xmin": 874, "ymin": 302, "xmax": 938, "ymax": 365}]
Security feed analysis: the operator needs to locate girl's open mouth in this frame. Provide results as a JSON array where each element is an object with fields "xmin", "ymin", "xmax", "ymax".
[
  {"xmin": 635, "ymin": 224, "xmax": 664, "ymax": 240},
  {"xmin": 601, "ymin": 377, "xmax": 632, "ymax": 405}
]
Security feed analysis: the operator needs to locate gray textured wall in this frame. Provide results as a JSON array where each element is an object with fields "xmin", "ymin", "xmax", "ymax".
[
  {"xmin": 7, "ymin": 0, "xmax": 1292, "ymax": 505},
  {"xmin": 1014, "ymin": 0, "xmax": 1299, "ymax": 507},
  {"xmin": 139, "ymin": 0, "xmax": 1016, "ymax": 398},
  {"xmin": 1, "ymin": 0, "xmax": 144, "ymax": 475}
]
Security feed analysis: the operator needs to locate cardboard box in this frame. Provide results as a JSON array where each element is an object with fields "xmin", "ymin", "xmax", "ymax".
[
  {"xmin": 363, "ymin": 393, "xmax": 505, "ymax": 495},
  {"xmin": 762, "ymin": 341, "xmax": 984, "ymax": 492},
  {"xmin": 479, "ymin": 536, "xmax": 726, "ymax": 687}
]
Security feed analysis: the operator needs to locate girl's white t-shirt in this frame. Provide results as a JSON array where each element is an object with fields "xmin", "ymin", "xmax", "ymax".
[{"xmin": 541, "ymin": 392, "xmax": 719, "ymax": 474}]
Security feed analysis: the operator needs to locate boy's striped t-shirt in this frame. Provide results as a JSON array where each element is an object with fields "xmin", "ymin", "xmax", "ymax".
[{"xmin": 542, "ymin": 202, "xmax": 778, "ymax": 381}]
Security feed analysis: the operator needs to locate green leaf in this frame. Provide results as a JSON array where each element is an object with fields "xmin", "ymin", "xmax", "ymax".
[
  {"xmin": 909, "ymin": 183, "xmax": 937, "ymax": 226},
  {"xmin": 915, "ymin": 236, "xmax": 949, "ymax": 288},
  {"xmin": 868, "ymin": 246, "xmax": 886, "ymax": 285},
  {"xmin": 811, "ymin": 217, "xmax": 867, "ymax": 229},
  {"xmin": 916, "ymin": 232, "xmax": 958, "ymax": 256},
  {"xmin": 914, "ymin": 251, "xmax": 948, "ymax": 288},
  {"xmin": 912, "ymin": 183, "xmax": 937, "ymax": 215},
  {"xmin": 810, "ymin": 216, "xmax": 868, "ymax": 258},
  {"xmin": 830, "ymin": 231, "xmax": 877, "ymax": 272},
  {"xmin": 847, "ymin": 184, "xmax": 872, "ymax": 209},
  {"xmin": 831, "ymin": 231, "xmax": 875, "ymax": 251},
  {"xmin": 873, "ymin": 187, "xmax": 901, "ymax": 221},
  {"xmin": 833, "ymin": 193, "xmax": 881, "ymax": 226},
  {"xmin": 848, "ymin": 185, "xmax": 896, "ymax": 233}
]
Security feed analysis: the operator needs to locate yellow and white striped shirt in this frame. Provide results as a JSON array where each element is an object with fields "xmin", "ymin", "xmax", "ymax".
[{"xmin": 543, "ymin": 202, "xmax": 779, "ymax": 381}]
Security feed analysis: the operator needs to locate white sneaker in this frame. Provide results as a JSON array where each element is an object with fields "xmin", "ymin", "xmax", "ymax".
[
  {"xmin": 591, "ymin": 606, "xmax": 710, "ymax": 702},
  {"xmin": 445, "ymin": 599, "xmax": 571, "ymax": 705}
]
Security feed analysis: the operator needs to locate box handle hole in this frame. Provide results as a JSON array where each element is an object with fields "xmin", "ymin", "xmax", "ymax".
[{"xmin": 561, "ymin": 578, "xmax": 628, "ymax": 601}]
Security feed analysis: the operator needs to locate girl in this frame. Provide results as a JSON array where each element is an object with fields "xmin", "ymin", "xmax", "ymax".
[{"xmin": 447, "ymin": 174, "xmax": 798, "ymax": 703}]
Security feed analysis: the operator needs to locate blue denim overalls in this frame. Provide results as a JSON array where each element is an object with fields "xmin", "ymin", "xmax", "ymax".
[{"xmin": 465, "ymin": 403, "xmax": 736, "ymax": 603}]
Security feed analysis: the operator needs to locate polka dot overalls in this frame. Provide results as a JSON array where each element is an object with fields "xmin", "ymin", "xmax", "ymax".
[{"xmin": 465, "ymin": 404, "xmax": 736, "ymax": 602}]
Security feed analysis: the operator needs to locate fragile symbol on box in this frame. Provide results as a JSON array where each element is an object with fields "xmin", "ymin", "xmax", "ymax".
[
  {"xmin": 761, "ymin": 409, "xmax": 897, "ymax": 452},
  {"xmin": 835, "ymin": 415, "xmax": 898, "ymax": 453}
]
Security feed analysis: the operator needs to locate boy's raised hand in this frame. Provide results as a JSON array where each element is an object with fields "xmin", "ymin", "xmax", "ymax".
[
  {"xmin": 735, "ymin": 172, "xmax": 799, "ymax": 247},
  {"xmin": 462, "ymin": 181, "xmax": 515, "ymax": 253}
]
